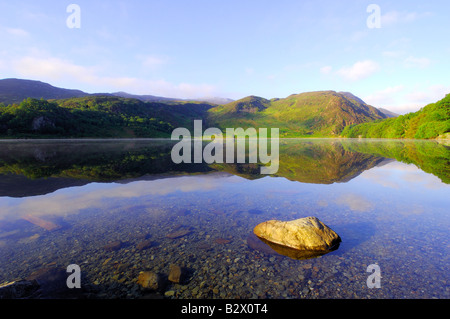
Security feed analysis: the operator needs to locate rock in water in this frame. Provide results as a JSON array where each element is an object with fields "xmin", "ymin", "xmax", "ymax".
[
  {"xmin": 103, "ymin": 240, "xmax": 122, "ymax": 252},
  {"xmin": 136, "ymin": 239, "xmax": 153, "ymax": 251},
  {"xmin": 137, "ymin": 271, "xmax": 165, "ymax": 291},
  {"xmin": 253, "ymin": 216, "xmax": 341, "ymax": 252},
  {"xmin": 166, "ymin": 228, "xmax": 191, "ymax": 239},
  {"xmin": 168, "ymin": 264, "xmax": 184, "ymax": 284}
]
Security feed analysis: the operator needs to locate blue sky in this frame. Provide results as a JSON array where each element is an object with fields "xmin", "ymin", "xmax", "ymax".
[{"xmin": 0, "ymin": 0, "xmax": 449, "ymax": 113}]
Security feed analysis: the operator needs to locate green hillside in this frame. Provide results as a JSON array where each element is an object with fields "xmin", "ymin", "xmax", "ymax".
[
  {"xmin": 0, "ymin": 96, "xmax": 214, "ymax": 138},
  {"xmin": 207, "ymin": 91, "xmax": 387, "ymax": 137},
  {"xmin": 341, "ymin": 94, "xmax": 450, "ymax": 139}
]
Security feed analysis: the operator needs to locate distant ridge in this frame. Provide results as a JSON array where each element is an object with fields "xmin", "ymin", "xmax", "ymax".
[
  {"xmin": 112, "ymin": 92, "xmax": 234, "ymax": 105},
  {"xmin": 377, "ymin": 108, "xmax": 399, "ymax": 118},
  {"xmin": 0, "ymin": 78, "xmax": 234, "ymax": 105},
  {"xmin": 0, "ymin": 78, "xmax": 89, "ymax": 104},
  {"xmin": 112, "ymin": 91, "xmax": 179, "ymax": 103}
]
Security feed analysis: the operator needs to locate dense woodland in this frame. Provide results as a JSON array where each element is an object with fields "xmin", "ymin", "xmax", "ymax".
[
  {"xmin": 340, "ymin": 94, "xmax": 450, "ymax": 139},
  {"xmin": 0, "ymin": 96, "xmax": 212, "ymax": 138}
]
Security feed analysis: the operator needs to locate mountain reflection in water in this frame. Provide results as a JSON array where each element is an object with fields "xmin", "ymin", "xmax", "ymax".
[{"xmin": 0, "ymin": 138, "xmax": 447, "ymax": 198}]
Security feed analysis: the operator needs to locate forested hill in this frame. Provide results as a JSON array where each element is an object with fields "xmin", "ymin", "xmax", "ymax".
[
  {"xmin": 0, "ymin": 96, "xmax": 214, "ymax": 138},
  {"xmin": 341, "ymin": 94, "xmax": 450, "ymax": 139}
]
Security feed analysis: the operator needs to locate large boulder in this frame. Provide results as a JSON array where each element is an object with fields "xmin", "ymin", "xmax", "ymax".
[{"xmin": 253, "ymin": 216, "xmax": 341, "ymax": 258}]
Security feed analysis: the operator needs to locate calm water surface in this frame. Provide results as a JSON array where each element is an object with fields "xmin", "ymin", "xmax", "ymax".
[{"xmin": 0, "ymin": 138, "xmax": 448, "ymax": 299}]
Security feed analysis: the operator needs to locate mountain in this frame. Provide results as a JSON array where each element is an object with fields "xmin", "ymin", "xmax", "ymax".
[
  {"xmin": 207, "ymin": 90, "xmax": 387, "ymax": 137},
  {"xmin": 216, "ymin": 95, "xmax": 271, "ymax": 113},
  {"xmin": 338, "ymin": 92, "xmax": 398, "ymax": 118},
  {"xmin": 341, "ymin": 94, "xmax": 450, "ymax": 139},
  {"xmin": 112, "ymin": 91, "xmax": 179, "ymax": 103},
  {"xmin": 195, "ymin": 97, "xmax": 235, "ymax": 105},
  {"xmin": 377, "ymin": 108, "xmax": 399, "ymax": 118},
  {"xmin": 112, "ymin": 92, "xmax": 234, "ymax": 105},
  {"xmin": 0, "ymin": 78, "xmax": 233, "ymax": 106},
  {"xmin": 0, "ymin": 78, "xmax": 90, "ymax": 104},
  {"xmin": 337, "ymin": 91, "xmax": 367, "ymax": 106}
]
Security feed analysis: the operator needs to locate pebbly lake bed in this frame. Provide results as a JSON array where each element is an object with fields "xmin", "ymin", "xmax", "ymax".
[{"xmin": 0, "ymin": 138, "xmax": 448, "ymax": 299}]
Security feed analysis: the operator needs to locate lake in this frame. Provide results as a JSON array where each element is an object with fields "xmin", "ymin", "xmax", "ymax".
[{"xmin": 0, "ymin": 138, "xmax": 448, "ymax": 299}]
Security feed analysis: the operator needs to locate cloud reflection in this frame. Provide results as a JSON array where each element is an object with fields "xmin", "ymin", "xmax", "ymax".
[
  {"xmin": 0, "ymin": 173, "xmax": 242, "ymax": 221},
  {"xmin": 360, "ymin": 161, "xmax": 445, "ymax": 190},
  {"xmin": 335, "ymin": 193, "xmax": 374, "ymax": 212}
]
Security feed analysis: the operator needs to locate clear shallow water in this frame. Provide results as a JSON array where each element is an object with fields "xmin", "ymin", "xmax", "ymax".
[{"xmin": 0, "ymin": 139, "xmax": 448, "ymax": 299}]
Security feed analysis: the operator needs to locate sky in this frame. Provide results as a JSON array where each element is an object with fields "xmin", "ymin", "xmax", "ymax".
[{"xmin": 0, "ymin": 0, "xmax": 449, "ymax": 114}]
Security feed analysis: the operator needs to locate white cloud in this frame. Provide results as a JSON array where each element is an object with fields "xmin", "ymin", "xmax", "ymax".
[
  {"xmin": 382, "ymin": 50, "xmax": 431, "ymax": 69},
  {"xmin": 13, "ymin": 56, "xmax": 97, "ymax": 83},
  {"xmin": 380, "ymin": 11, "xmax": 424, "ymax": 27},
  {"xmin": 11, "ymin": 55, "xmax": 218, "ymax": 99},
  {"xmin": 336, "ymin": 60, "xmax": 379, "ymax": 81},
  {"xmin": 405, "ymin": 85, "xmax": 450, "ymax": 106},
  {"xmin": 245, "ymin": 67, "xmax": 255, "ymax": 76},
  {"xmin": 381, "ymin": 11, "xmax": 404, "ymax": 26},
  {"xmin": 320, "ymin": 65, "xmax": 332, "ymax": 75},
  {"xmin": 349, "ymin": 31, "xmax": 368, "ymax": 42},
  {"xmin": 382, "ymin": 50, "xmax": 404, "ymax": 58},
  {"xmin": 5, "ymin": 27, "xmax": 30, "ymax": 37},
  {"xmin": 364, "ymin": 85, "xmax": 405, "ymax": 105},
  {"xmin": 139, "ymin": 54, "xmax": 169, "ymax": 69},
  {"xmin": 403, "ymin": 56, "xmax": 431, "ymax": 69},
  {"xmin": 364, "ymin": 84, "xmax": 450, "ymax": 114},
  {"xmin": 95, "ymin": 27, "xmax": 115, "ymax": 41}
]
